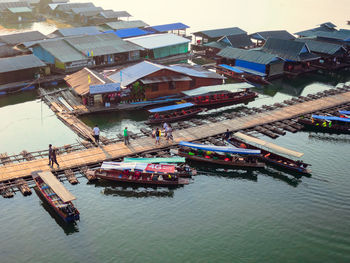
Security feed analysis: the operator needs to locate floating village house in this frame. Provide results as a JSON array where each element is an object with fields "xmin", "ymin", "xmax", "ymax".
[
  {"xmin": 0, "ymin": 54, "xmax": 46, "ymax": 85},
  {"xmin": 126, "ymin": 33, "xmax": 190, "ymax": 62},
  {"xmin": 108, "ymin": 60, "xmax": 225, "ymax": 100},
  {"xmin": 49, "ymin": 2, "xmax": 95, "ymax": 20},
  {"xmin": 261, "ymin": 38, "xmax": 319, "ymax": 76},
  {"xmin": 295, "ymin": 22, "xmax": 337, "ymax": 38},
  {"xmin": 294, "ymin": 39, "xmax": 348, "ymax": 70},
  {"xmin": 216, "ymin": 47, "xmax": 285, "ymax": 81},
  {"xmin": 204, "ymin": 34, "xmax": 254, "ymax": 57},
  {"xmin": 99, "ymin": 20, "xmax": 149, "ymax": 31},
  {"xmin": 49, "ymin": 26, "xmax": 102, "ymax": 37},
  {"xmin": 192, "ymin": 27, "xmax": 247, "ymax": 51},
  {"xmin": 0, "ymin": 1, "xmax": 34, "ymax": 23},
  {"xmin": 30, "ymin": 33, "xmax": 143, "ymax": 72},
  {"xmin": 144, "ymin": 23, "xmax": 189, "ymax": 37},
  {"xmin": 249, "ymin": 30, "xmax": 295, "ymax": 46}
]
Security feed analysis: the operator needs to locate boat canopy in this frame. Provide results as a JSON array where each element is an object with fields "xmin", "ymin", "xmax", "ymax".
[
  {"xmin": 101, "ymin": 161, "xmax": 176, "ymax": 173},
  {"xmin": 339, "ymin": 110, "xmax": 350, "ymax": 115},
  {"xmin": 312, "ymin": 115, "xmax": 350, "ymax": 123},
  {"xmin": 38, "ymin": 171, "xmax": 76, "ymax": 203},
  {"xmin": 182, "ymin": 83, "xmax": 253, "ymax": 97},
  {"xmin": 234, "ymin": 132, "xmax": 304, "ymax": 158},
  {"xmin": 179, "ymin": 141, "xmax": 260, "ymax": 155},
  {"xmin": 123, "ymin": 157, "xmax": 185, "ymax": 163},
  {"xmin": 148, "ymin": 103, "xmax": 194, "ymax": 113}
]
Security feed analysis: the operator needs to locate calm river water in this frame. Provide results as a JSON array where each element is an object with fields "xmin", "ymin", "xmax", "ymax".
[{"xmin": 1, "ymin": 1, "xmax": 350, "ymax": 262}]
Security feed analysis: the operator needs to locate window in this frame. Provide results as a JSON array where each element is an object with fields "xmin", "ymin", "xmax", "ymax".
[
  {"xmin": 151, "ymin": 84, "xmax": 158, "ymax": 92},
  {"xmin": 169, "ymin": 81, "xmax": 176, "ymax": 90}
]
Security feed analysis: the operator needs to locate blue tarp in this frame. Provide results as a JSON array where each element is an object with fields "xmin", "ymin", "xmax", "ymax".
[
  {"xmin": 89, "ymin": 83, "xmax": 121, "ymax": 95},
  {"xmin": 179, "ymin": 141, "xmax": 261, "ymax": 155},
  {"xmin": 235, "ymin": 59, "xmax": 266, "ymax": 73},
  {"xmin": 148, "ymin": 103, "xmax": 194, "ymax": 113},
  {"xmin": 148, "ymin": 23, "xmax": 189, "ymax": 33},
  {"xmin": 339, "ymin": 110, "xmax": 350, "ymax": 115},
  {"xmin": 218, "ymin": 64, "xmax": 244, "ymax": 73},
  {"xmin": 234, "ymin": 66, "xmax": 267, "ymax": 77},
  {"xmin": 312, "ymin": 115, "xmax": 350, "ymax": 123},
  {"xmin": 104, "ymin": 28, "xmax": 150, "ymax": 38}
]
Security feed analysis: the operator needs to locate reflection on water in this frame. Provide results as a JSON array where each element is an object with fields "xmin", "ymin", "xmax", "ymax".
[
  {"xmin": 35, "ymin": 188, "xmax": 80, "ymax": 235},
  {"xmin": 260, "ymin": 167, "xmax": 301, "ymax": 187},
  {"xmin": 308, "ymin": 133, "xmax": 350, "ymax": 144}
]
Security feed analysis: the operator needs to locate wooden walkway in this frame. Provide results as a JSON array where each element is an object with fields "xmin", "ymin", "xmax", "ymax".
[{"xmin": 1, "ymin": 91, "xmax": 350, "ymax": 183}]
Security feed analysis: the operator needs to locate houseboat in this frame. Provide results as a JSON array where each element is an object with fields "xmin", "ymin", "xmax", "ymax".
[{"xmin": 298, "ymin": 115, "xmax": 350, "ymax": 134}]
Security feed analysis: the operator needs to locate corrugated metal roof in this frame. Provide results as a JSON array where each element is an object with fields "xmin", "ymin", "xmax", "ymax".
[
  {"xmin": 0, "ymin": 54, "xmax": 45, "ymax": 73},
  {"xmin": 147, "ymin": 23, "xmax": 189, "ymax": 33},
  {"xmin": 262, "ymin": 38, "xmax": 319, "ymax": 61},
  {"xmin": 169, "ymin": 64, "xmax": 225, "ymax": 79},
  {"xmin": 140, "ymin": 75, "xmax": 192, "ymax": 84},
  {"xmin": 295, "ymin": 26, "xmax": 335, "ymax": 37},
  {"xmin": 295, "ymin": 39, "xmax": 345, "ymax": 55},
  {"xmin": 217, "ymin": 46, "xmax": 280, "ymax": 64},
  {"xmin": 71, "ymin": 6, "xmax": 103, "ymax": 15},
  {"xmin": 315, "ymin": 30, "xmax": 350, "ymax": 41},
  {"xmin": 0, "ymin": 44, "xmax": 23, "ymax": 58},
  {"xmin": 126, "ymin": 33, "xmax": 190, "ymax": 49},
  {"xmin": 56, "ymin": 2, "xmax": 94, "ymax": 12},
  {"xmin": 0, "ymin": 1, "xmax": 29, "ymax": 12},
  {"xmin": 65, "ymin": 33, "xmax": 142, "ymax": 57},
  {"xmin": 105, "ymin": 28, "xmax": 150, "ymax": 38},
  {"xmin": 193, "ymin": 27, "xmax": 246, "ymax": 39},
  {"xmin": 100, "ymin": 10, "xmax": 131, "ymax": 19},
  {"xmin": 38, "ymin": 39, "xmax": 87, "ymax": 63},
  {"xmin": 250, "ymin": 30, "xmax": 295, "ymax": 41},
  {"xmin": 104, "ymin": 20, "xmax": 149, "ymax": 30},
  {"xmin": 204, "ymin": 41, "xmax": 227, "ymax": 50},
  {"xmin": 54, "ymin": 26, "xmax": 101, "ymax": 37},
  {"xmin": 8, "ymin": 6, "xmax": 32, "ymax": 13},
  {"xmin": 220, "ymin": 34, "xmax": 253, "ymax": 48},
  {"xmin": 109, "ymin": 61, "xmax": 167, "ymax": 86},
  {"xmin": 319, "ymin": 22, "xmax": 337, "ymax": 29},
  {"xmin": 90, "ymin": 83, "xmax": 121, "ymax": 94},
  {"xmin": 0, "ymin": 31, "xmax": 46, "ymax": 45}
]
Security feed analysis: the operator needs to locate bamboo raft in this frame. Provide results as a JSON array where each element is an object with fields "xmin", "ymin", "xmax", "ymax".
[{"xmin": 1, "ymin": 90, "xmax": 350, "ymax": 184}]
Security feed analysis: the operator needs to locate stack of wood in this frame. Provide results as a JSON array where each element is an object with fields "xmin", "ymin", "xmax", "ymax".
[
  {"xmin": 0, "ymin": 153, "xmax": 11, "ymax": 165},
  {"xmin": 0, "ymin": 184, "xmax": 14, "ymax": 198},
  {"xmin": 81, "ymin": 166, "xmax": 97, "ymax": 182},
  {"xmin": 15, "ymin": 179, "xmax": 32, "ymax": 196},
  {"xmin": 64, "ymin": 169, "xmax": 79, "ymax": 185},
  {"xmin": 20, "ymin": 150, "xmax": 35, "ymax": 161}
]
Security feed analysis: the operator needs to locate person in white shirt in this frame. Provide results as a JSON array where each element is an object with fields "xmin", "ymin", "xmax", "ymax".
[
  {"xmin": 163, "ymin": 122, "xmax": 168, "ymax": 137},
  {"xmin": 93, "ymin": 125, "xmax": 100, "ymax": 144}
]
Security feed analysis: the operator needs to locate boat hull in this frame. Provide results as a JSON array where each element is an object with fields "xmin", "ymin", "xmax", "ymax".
[
  {"xmin": 188, "ymin": 92, "xmax": 257, "ymax": 108},
  {"xmin": 298, "ymin": 118, "xmax": 350, "ymax": 134},
  {"xmin": 148, "ymin": 108, "xmax": 204, "ymax": 124}
]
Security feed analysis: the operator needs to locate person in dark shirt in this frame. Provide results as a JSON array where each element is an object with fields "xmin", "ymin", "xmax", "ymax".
[
  {"xmin": 51, "ymin": 148, "xmax": 59, "ymax": 168},
  {"xmin": 224, "ymin": 129, "xmax": 231, "ymax": 141},
  {"xmin": 48, "ymin": 144, "xmax": 52, "ymax": 166}
]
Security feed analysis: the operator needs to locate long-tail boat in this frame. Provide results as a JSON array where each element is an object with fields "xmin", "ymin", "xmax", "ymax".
[
  {"xmin": 228, "ymin": 132, "xmax": 311, "ymax": 176},
  {"xmin": 147, "ymin": 103, "xmax": 204, "ymax": 124},
  {"xmin": 32, "ymin": 171, "xmax": 80, "ymax": 223},
  {"xmin": 298, "ymin": 115, "xmax": 350, "ymax": 134},
  {"xmin": 184, "ymin": 89, "xmax": 257, "ymax": 108},
  {"xmin": 177, "ymin": 141, "xmax": 265, "ymax": 168},
  {"xmin": 92, "ymin": 162, "xmax": 190, "ymax": 186},
  {"xmin": 123, "ymin": 157, "xmax": 197, "ymax": 177},
  {"xmin": 338, "ymin": 110, "xmax": 350, "ymax": 117}
]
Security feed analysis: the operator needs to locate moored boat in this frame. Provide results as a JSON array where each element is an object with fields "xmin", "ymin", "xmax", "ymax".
[
  {"xmin": 177, "ymin": 141, "xmax": 265, "ymax": 168},
  {"xmin": 32, "ymin": 171, "xmax": 80, "ymax": 223},
  {"xmin": 92, "ymin": 162, "xmax": 190, "ymax": 186},
  {"xmin": 229, "ymin": 132, "xmax": 311, "ymax": 175},
  {"xmin": 298, "ymin": 115, "xmax": 350, "ymax": 134},
  {"xmin": 147, "ymin": 103, "xmax": 204, "ymax": 124}
]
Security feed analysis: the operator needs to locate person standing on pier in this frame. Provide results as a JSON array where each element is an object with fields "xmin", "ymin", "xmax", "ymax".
[
  {"xmin": 163, "ymin": 122, "xmax": 168, "ymax": 137},
  {"xmin": 51, "ymin": 148, "xmax": 59, "ymax": 168},
  {"xmin": 48, "ymin": 144, "xmax": 53, "ymax": 166},
  {"xmin": 93, "ymin": 125, "xmax": 100, "ymax": 144},
  {"xmin": 166, "ymin": 124, "xmax": 173, "ymax": 142},
  {"xmin": 155, "ymin": 128, "xmax": 160, "ymax": 145},
  {"xmin": 124, "ymin": 127, "xmax": 130, "ymax": 145}
]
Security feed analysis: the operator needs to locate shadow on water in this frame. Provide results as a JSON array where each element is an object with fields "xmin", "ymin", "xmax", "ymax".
[
  {"xmin": 307, "ymin": 133, "xmax": 350, "ymax": 143},
  {"xmin": 0, "ymin": 90, "xmax": 38, "ymax": 108},
  {"xmin": 34, "ymin": 188, "xmax": 79, "ymax": 235},
  {"xmin": 92, "ymin": 180, "xmax": 176, "ymax": 198},
  {"xmin": 259, "ymin": 167, "xmax": 301, "ymax": 187}
]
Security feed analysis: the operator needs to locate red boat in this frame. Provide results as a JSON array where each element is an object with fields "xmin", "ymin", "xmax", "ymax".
[
  {"xmin": 148, "ymin": 102, "xmax": 204, "ymax": 124},
  {"xmin": 92, "ymin": 162, "xmax": 190, "ymax": 186},
  {"xmin": 32, "ymin": 171, "xmax": 80, "ymax": 223},
  {"xmin": 186, "ymin": 90, "xmax": 258, "ymax": 108}
]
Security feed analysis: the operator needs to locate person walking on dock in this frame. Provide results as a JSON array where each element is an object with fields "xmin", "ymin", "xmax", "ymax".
[
  {"xmin": 51, "ymin": 148, "xmax": 59, "ymax": 169},
  {"xmin": 124, "ymin": 127, "xmax": 130, "ymax": 145},
  {"xmin": 48, "ymin": 144, "xmax": 53, "ymax": 166},
  {"xmin": 93, "ymin": 125, "xmax": 100, "ymax": 144},
  {"xmin": 163, "ymin": 122, "xmax": 168, "ymax": 137},
  {"xmin": 155, "ymin": 128, "xmax": 160, "ymax": 145},
  {"xmin": 166, "ymin": 124, "xmax": 173, "ymax": 142}
]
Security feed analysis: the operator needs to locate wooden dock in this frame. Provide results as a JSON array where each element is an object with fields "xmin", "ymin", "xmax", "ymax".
[{"xmin": 1, "ymin": 90, "xmax": 350, "ymax": 183}]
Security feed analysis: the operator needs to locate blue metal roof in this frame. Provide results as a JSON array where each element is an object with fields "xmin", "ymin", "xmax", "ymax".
[
  {"xmin": 312, "ymin": 115, "xmax": 350, "ymax": 123},
  {"xmin": 148, "ymin": 103, "xmax": 194, "ymax": 113},
  {"xmin": 179, "ymin": 141, "xmax": 261, "ymax": 155},
  {"xmin": 89, "ymin": 83, "xmax": 121, "ymax": 95},
  {"xmin": 234, "ymin": 66, "xmax": 267, "ymax": 77},
  {"xmin": 339, "ymin": 111, "xmax": 350, "ymax": 115},
  {"xmin": 147, "ymin": 23, "xmax": 189, "ymax": 33},
  {"xmin": 219, "ymin": 64, "xmax": 244, "ymax": 73},
  {"xmin": 105, "ymin": 28, "xmax": 150, "ymax": 38}
]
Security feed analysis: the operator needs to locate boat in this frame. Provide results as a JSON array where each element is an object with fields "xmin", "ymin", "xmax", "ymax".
[
  {"xmin": 228, "ymin": 132, "xmax": 311, "ymax": 175},
  {"xmin": 147, "ymin": 103, "xmax": 204, "ymax": 124},
  {"xmin": 123, "ymin": 157, "xmax": 197, "ymax": 177},
  {"xmin": 298, "ymin": 115, "xmax": 350, "ymax": 134},
  {"xmin": 92, "ymin": 161, "xmax": 190, "ymax": 186},
  {"xmin": 32, "ymin": 171, "xmax": 80, "ymax": 223},
  {"xmin": 184, "ymin": 89, "xmax": 258, "ymax": 108},
  {"xmin": 339, "ymin": 110, "xmax": 350, "ymax": 117},
  {"xmin": 177, "ymin": 141, "xmax": 265, "ymax": 168}
]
